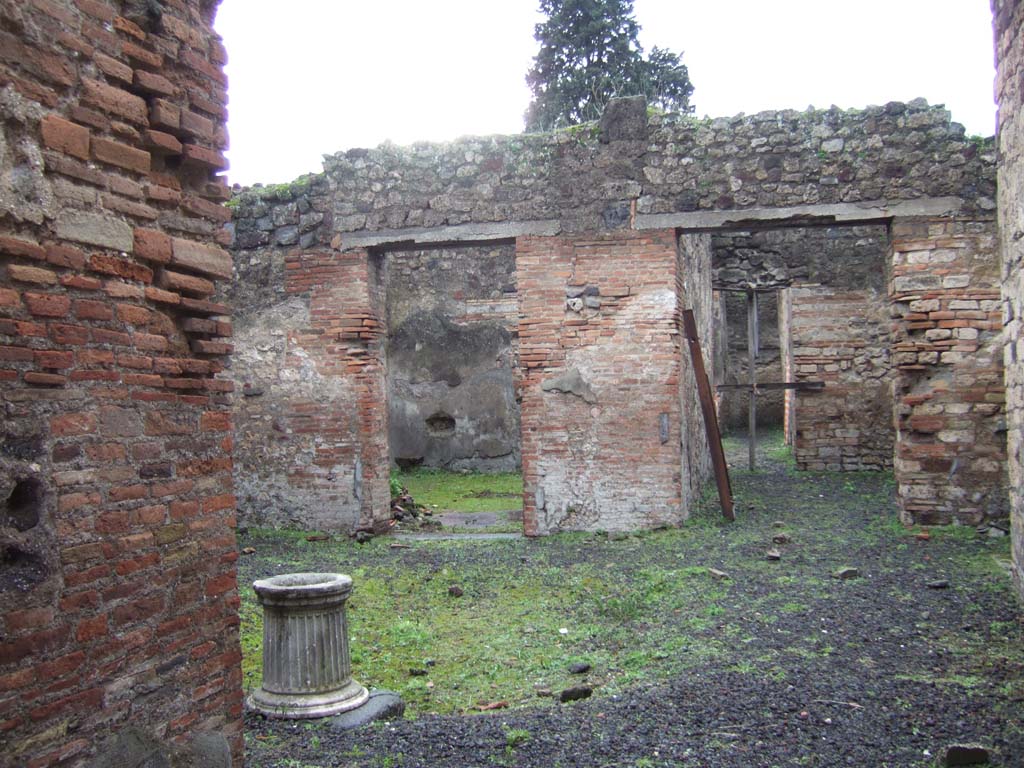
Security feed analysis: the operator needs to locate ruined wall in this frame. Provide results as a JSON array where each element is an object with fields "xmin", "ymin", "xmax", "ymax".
[
  {"xmin": 226, "ymin": 179, "xmax": 386, "ymax": 532},
  {"xmin": 519, "ymin": 230, "xmax": 694, "ymax": 534},
  {"xmin": 677, "ymin": 234, "xmax": 715, "ymax": 510},
  {"xmin": 231, "ymin": 97, "xmax": 1000, "ymax": 532},
  {"xmin": 890, "ymin": 217, "xmax": 1005, "ymax": 524},
  {"xmin": 789, "ymin": 284, "xmax": 895, "ymax": 470},
  {"xmin": 712, "ymin": 226, "xmax": 889, "ymax": 433},
  {"xmin": 992, "ymin": 0, "xmax": 1024, "ymax": 595},
  {"xmin": 0, "ymin": 1, "xmax": 241, "ymax": 765},
  {"xmin": 385, "ymin": 245, "xmax": 520, "ymax": 472},
  {"xmin": 231, "ymin": 240, "xmax": 389, "ymax": 532},
  {"xmin": 323, "ymin": 100, "xmax": 993, "ymax": 239}
]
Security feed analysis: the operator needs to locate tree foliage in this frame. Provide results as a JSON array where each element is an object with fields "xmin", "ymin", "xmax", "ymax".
[{"xmin": 524, "ymin": 0, "xmax": 694, "ymax": 132}]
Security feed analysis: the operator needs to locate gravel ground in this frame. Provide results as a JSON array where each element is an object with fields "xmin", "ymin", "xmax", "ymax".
[{"xmin": 241, "ymin": 440, "xmax": 1023, "ymax": 767}]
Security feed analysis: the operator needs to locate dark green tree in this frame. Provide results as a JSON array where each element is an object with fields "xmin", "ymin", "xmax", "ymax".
[{"xmin": 524, "ymin": 0, "xmax": 694, "ymax": 132}]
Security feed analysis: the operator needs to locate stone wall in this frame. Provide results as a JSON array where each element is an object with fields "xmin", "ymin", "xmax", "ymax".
[
  {"xmin": 992, "ymin": 0, "xmax": 1024, "ymax": 596},
  {"xmin": 385, "ymin": 245, "xmax": 520, "ymax": 472},
  {"xmin": 0, "ymin": 1, "xmax": 241, "ymax": 765},
  {"xmin": 323, "ymin": 99, "xmax": 993, "ymax": 240},
  {"xmin": 788, "ymin": 284, "xmax": 895, "ymax": 470}
]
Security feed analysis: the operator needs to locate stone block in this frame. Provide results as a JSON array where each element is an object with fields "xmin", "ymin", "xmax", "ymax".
[{"xmin": 171, "ymin": 237, "xmax": 232, "ymax": 279}]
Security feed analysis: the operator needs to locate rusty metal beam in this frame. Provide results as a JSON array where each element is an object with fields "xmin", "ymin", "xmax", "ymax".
[
  {"xmin": 682, "ymin": 309, "xmax": 734, "ymax": 521},
  {"xmin": 717, "ymin": 381, "xmax": 825, "ymax": 392}
]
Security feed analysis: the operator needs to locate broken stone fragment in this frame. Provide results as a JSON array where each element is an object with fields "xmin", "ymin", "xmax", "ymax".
[
  {"xmin": 568, "ymin": 662, "xmax": 591, "ymax": 674},
  {"xmin": 558, "ymin": 685, "xmax": 593, "ymax": 703},
  {"xmin": 708, "ymin": 568, "xmax": 730, "ymax": 580},
  {"xmin": 927, "ymin": 579, "xmax": 950, "ymax": 589},
  {"xmin": 541, "ymin": 369, "xmax": 597, "ymax": 404},
  {"xmin": 832, "ymin": 567, "xmax": 860, "ymax": 580},
  {"xmin": 328, "ymin": 691, "xmax": 405, "ymax": 731},
  {"xmin": 765, "ymin": 549, "xmax": 782, "ymax": 561},
  {"xmin": 943, "ymin": 743, "xmax": 990, "ymax": 766}
]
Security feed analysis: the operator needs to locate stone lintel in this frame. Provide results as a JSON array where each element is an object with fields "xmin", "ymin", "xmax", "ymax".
[
  {"xmin": 338, "ymin": 219, "xmax": 561, "ymax": 251},
  {"xmin": 637, "ymin": 197, "xmax": 967, "ymax": 232}
]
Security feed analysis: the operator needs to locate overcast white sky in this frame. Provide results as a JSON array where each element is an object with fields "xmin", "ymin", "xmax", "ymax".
[{"xmin": 214, "ymin": 0, "xmax": 998, "ymax": 187}]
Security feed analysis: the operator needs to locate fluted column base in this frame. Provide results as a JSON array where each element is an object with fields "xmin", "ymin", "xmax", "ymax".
[
  {"xmin": 247, "ymin": 572, "xmax": 368, "ymax": 720},
  {"xmin": 248, "ymin": 678, "xmax": 369, "ymax": 719}
]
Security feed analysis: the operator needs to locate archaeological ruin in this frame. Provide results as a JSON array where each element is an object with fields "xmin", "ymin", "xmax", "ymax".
[
  {"xmin": 0, "ymin": 0, "xmax": 1021, "ymax": 765},
  {"xmin": 231, "ymin": 94, "xmax": 1004, "ymax": 534}
]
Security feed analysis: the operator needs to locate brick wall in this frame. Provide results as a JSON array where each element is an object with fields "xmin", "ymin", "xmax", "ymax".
[
  {"xmin": 234, "ymin": 249, "xmax": 390, "ymax": 532},
  {"xmin": 0, "ymin": 1, "xmax": 241, "ymax": 765},
  {"xmin": 788, "ymin": 284, "xmax": 895, "ymax": 471},
  {"xmin": 518, "ymin": 230, "xmax": 701, "ymax": 535},
  {"xmin": 232, "ymin": 95, "xmax": 998, "ymax": 537},
  {"xmin": 992, "ymin": 0, "xmax": 1024, "ymax": 596},
  {"xmin": 890, "ymin": 217, "xmax": 1007, "ymax": 525}
]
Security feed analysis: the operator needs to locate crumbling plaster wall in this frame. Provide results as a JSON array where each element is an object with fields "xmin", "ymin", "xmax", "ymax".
[
  {"xmin": 0, "ymin": 0, "xmax": 241, "ymax": 765},
  {"xmin": 385, "ymin": 245, "xmax": 520, "ymax": 472},
  {"xmin": 993, "ymin": 0, "xmax": 1024, "ymax": 596}
]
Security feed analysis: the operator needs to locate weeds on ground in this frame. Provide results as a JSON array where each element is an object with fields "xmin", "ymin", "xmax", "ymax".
[
  {"xmin": 240, "ymin": 437, "xmax": 1024, "ymax": 728},
  {"xmin": 395, "ymin": 468, "xmax": 523, "ymax": 514}
]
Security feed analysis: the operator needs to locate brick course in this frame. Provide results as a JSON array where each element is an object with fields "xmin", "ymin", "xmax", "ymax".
[{"xmin": 889, "ymin": 217, "xmax": 1006, "ymax": 524}]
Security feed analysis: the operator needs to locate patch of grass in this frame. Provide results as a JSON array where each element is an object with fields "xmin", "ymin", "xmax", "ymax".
[
  {"xmin": 239, "ymin": 534, "xmax": 737, "ymax": 716},
  {"xmin": 237, "ymin": 452, "xmax": 1024, "ymax": 744},
  {"xmin": 396, "ymin": 468, "xmax": 523, "ymax": 513}
]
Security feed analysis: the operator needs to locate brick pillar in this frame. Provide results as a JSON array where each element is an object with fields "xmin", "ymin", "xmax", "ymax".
[
  {"xmin": 517, "ymin": 231, "xmax": 684, "ymax": 535},
  {"xmin": 890, "ymin": 217, "xmax": 1008, "ymax": 525},
  {"xmin": 283, "ymin": 249, "xmax": 390, "ymax": 529}
]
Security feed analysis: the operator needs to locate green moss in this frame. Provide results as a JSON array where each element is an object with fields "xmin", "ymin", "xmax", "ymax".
[{"xmin": 235, "ymin": 172, "xmax": 321, "ymax": 208}]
